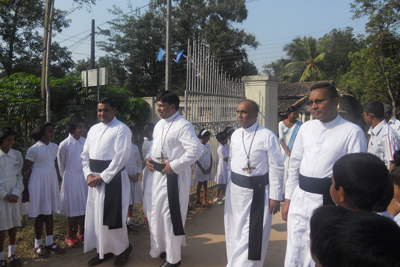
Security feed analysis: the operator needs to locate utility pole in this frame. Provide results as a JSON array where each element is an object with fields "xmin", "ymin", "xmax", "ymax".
[
  {"xmin": 91, "ymin": 19, "xmax": 95, "ymax": 69},
  {"xmin": 40, "ymin": 0, "xmax": 54, "ymax": 122},
  {"xmin": 165, "ymin": 0, "xmax": 172, "ymax": 91}
]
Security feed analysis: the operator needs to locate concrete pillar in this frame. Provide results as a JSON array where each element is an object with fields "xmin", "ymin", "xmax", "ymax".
[{"xmin": 244, "ymin": 75, "xmax": 281, "ymax": 135}]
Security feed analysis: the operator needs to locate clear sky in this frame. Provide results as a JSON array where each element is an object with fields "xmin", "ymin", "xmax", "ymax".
[{"xmin": 55, "ymin": 0, "xmax": 369, "ymax": 73}]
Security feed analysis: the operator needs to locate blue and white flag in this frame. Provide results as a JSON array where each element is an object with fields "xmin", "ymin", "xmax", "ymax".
[
  {"xmin": 157, "ymin": 48, "xmax": 165, "ymax": 62},
  {"xmin": 176, "ymin": 50, "xmax": 184, "ymax": 63}
]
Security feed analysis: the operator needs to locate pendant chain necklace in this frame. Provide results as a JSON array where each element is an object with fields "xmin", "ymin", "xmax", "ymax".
[
  {"xmin": 242, "ymin": 124, "xmax": 259, "ymax": 174},
  {"xmin": 157, "ymin": 114, "xmax": 178, "ymax": 163}
]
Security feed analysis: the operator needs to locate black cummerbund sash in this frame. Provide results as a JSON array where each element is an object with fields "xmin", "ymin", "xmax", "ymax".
[
  {"xmin": 231, "ymin": 172, "xmax": 269, "ymax": 261},
  {"xmin": 89, "ymin": 159, "xmax": 125, "ymax": 230},
  {"xmin": 150, "ymin": 160, "xmax": 185, "ymax": 236},
  {"xmin": 299, "ymin": 174, "xmax": 334, "ymax": 206}
]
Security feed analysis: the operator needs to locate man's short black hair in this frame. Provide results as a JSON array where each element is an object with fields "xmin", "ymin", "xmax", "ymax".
[
  {"xmin": 99, "ymin": 97, "xmax": 117, "ymax": 109},
  {"xmin": 311, "ymin": 210, "xmax": 400, "ymax": 267},
  {"xmin": 384, "ymin": 103, "xmax": 392, "ymax": 115},
  {"xmin": 156, "ymin": 91, "xmax": 179, "ymax": 111},
  {"xmin": 332, "ymin": 153, "xmax": 391, "ymax": 211},
  {"xmin": 390, "ymin": 166, "xmax": 400, "ymax": 187},
  {"xmin": 310, "ymin": 205, "xmax": 350, "ymax": 242},
  {"xmin": 310, "ymin": 82, "xmax": 339, "ymax": 100},
  {"xmin": 0, "ymin": 127, "xmax": 17, "ymax": 145},
  {"xmin": 30, "ymin": 121, "xmax": 54, "ymax": 142},
  {"xmin": 363, "ymin": 100, "xmax": 384, "ymax": 119},
  {"xmin": 68, "ymin": 115, "xmax": 87, "ymax": 134}
]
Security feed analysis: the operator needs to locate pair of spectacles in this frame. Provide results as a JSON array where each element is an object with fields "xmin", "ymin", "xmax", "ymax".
[{"xmin": 307, "ymin": 98, "xmax": 328, "ymax": 106}]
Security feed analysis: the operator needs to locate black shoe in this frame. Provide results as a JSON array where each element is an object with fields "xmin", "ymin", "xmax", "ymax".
[
  {"xmin": 159, "ymin": 252, "xmax": 166, "ymax": 259},
  {"xmin": 114, "ymin": 244, "xmax": 133, "ymax": 266},
  {"xmin": 159, "ymin": 260, "xmax": 181, "ymax": 267},
  {"xmin": 88, "ymin": 253, "xmax": 114, "ymax": 266}
]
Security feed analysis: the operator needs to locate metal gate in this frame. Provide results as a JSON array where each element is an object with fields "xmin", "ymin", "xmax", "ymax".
[{"xmin": 184, "ymin": 38, "xmax": 246, "ymax": 193}]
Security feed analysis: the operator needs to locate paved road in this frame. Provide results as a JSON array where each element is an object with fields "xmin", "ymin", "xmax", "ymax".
[{"xmin": 27, "ymin": 203, "xmax": 287, "ymax": 266}]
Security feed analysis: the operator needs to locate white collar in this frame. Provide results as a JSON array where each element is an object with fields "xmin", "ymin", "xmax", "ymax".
[
  {"xmin": 164, "ymin": 112, "xmax": 179, "ymax": 123},
  {"xmin": 318, "ymin": 114, "xmax": 341, "ymax": 129},
  {"xmin": 0, "ymin": 148, "xmax": 17, "ymax": 160},
  {"xmin": 242, "ymin": 122, "xmax": 259, "ymax": 133}
]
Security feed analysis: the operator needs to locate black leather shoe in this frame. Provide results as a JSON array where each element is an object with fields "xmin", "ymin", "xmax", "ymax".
[
  {"xmin": 88, "ymin": 253, "xmax": 114, "ymax": 266},
  {"xmin": 159, "ymin": 260, "xmax": 181, "ymax": 267},
  {"xmin": 114, "ymin": 244, "xmax": 133, "ymax": 266},
  {"xmin": 159, "ymin": 252, "xmax": 166, "ymax": 259}
]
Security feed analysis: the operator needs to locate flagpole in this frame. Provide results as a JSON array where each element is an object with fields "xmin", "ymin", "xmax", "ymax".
[{"xmin": 165, "ymin": 0, "xmax": 172, "ymax": 91}]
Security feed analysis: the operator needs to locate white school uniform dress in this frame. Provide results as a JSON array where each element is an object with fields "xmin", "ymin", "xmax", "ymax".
[
  {"xmin": 25, "ymin": 141, "xmax": 61, "ymax": 218},
  {"xmin": 127, "ymin": 143, "xmax": 143, "ymax": 205},
  {"xmin": 57, "ymin": 134, "xmax": 88, "ymax": 217},
  {"xmin": 0, "ymin": 149, "xmax": 23, "ymax": 231},
  {"xmin": 284, "ymin": 115, "xmax": 367, "ymax": 267},
  {"xmin": 194, "ymin": 143, "xmax": 213, "ymax": 182},
  {"xmin": 224, "ymin": 122, "xmax": 284, "ymax": 267},
  {"xmin": 367, "ymin": 119, "xmax": 400, "ymax": 170},
  {"xmin": 142, "ymin": 137, "xmax": 153, "ymax": 218},
  {"xmin": 215, "ymin": 143, "xmax": 229, "ymax": 185},
  {"xmin": 145, "ymin": 112, "xmax": 202, "ymax": 265},
  {"xmin": 388, "ymin": 117, "xmax": 400, "ymax": 137},
  {"xmin": 82, "ymin": 117, "xmax": 132, "ymax": 259}
]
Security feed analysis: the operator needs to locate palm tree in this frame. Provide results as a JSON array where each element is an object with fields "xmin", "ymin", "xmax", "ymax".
[{"xmin": 283, "ymin": 36, "xmax": 329, "ymax": 82}]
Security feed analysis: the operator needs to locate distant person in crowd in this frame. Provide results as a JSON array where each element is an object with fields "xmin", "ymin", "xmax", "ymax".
[
  {"xmin": 57, "ymin": 116, "xmax": 88, "ymax": 248},
  {"xmin": 224, "ymin": 127, "xmax": 234, "ymax": 142},
  {"xmin": 126, "ymin": 126, "xmax": 143, "ymax": 232},
  {"xmin": 214, "ymin": 131, "xmax": 229, "ymax": 205},
  {"xmin": 363, "ymin": 100, "xmax": 400, "ymax": 171},
  {"xmin": 224, "ymin": 127, "xmax": 234, "ymax": 183},
  {"xmin": 278, "ymin": 106, "xmax": 302, "ymax": 194},
  {"xmin": 194, "ymin": 129, "xmax": 213, "ymax": 208},
  {"xmin": 145, "ymin": 90, "xmax": 202, "ymax": 267},
  {"xmin": 81, "ymin": 98, "xmax": 132, "ymax": 266},
  {"xmin": 225, "ymin": 100, "xmax": 284, "ymax": 267},
  {"xmin": 142, "ymin": 123, "xmax": 154, "ymax": 224},
  {"xmin": 23, "ymin": 121, "xmax": 65, "ymax": 257},
  {"xmin": 282, "ymin": 82, "xmax": 367, "ymax": 267},
  {"xmin": 310, "ymin": 207, "xmax": 400, "ymax": 267},
  {"xmin": 0, "ymin": 127, "xmax": 23, "ymax": 267},
  {"xmin": 330, "ymin": 153, "xmax": 392, "ymax": 212},
  {"xmin": 384, "ymin": 103, "xmax": 400, "ymax": 136}
]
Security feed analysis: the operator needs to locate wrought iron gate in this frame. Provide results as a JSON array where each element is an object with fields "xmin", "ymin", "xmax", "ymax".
[{"xmin": 185, "ymin": 38, "xmax": 246, "ymax": 193}]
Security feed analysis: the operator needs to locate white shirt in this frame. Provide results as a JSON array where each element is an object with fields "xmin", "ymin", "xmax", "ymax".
[
  {"xmin": 126, "ymin": 143, "xmax": 142, "ymax": 176},
  {"xmin": 0, "ymin": 149, "xmax": 24, "ymax": 199},
  {"xmin": 368, "ymin": 119, "xmax": 400, "ymax": 169},
  {"xmin": 285, "ymin": 115, "xmax": 367, "ymax": 199},
  {"xmin": 25, "ymin": 141, "xmax": 58, "ymax": 169},
  {"xmin": 148, "ymin": 112, "xmax": 203, "ymax": 174},
  {"xmin": 388, "ymin": 117, "xmax": 400, "ymax": 136},
  {"xmin": 198, "ymin": 143, "xmax": 211, "ymax": 161},
  {"xmin": 230, "ymin": 122, "xmax": 284, "ymax": 201},
  {"xmin": 57, "ymin": 134, "xmax": 86, "ymax": 177},
  {"xmin": 82, "ymin": 117, "xmax": 132, "ymax": 183}
]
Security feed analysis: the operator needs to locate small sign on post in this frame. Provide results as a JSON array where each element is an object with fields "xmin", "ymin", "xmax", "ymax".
[{"xmin": 81, "ymin": 68, "xmax": 108, "ymax": 101}]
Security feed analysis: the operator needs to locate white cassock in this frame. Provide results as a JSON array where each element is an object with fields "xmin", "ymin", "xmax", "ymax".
[
  {"xmin": 82, "ymin": 117, "xmax": 132, "ymax": 259},
  {"xmin": 145, "ymin": 112, "xmax": 202, "ymax": 264},
  {"xmin": 126, "ymin": 143, "xmax": 142, "ymax": 204},
  {"xmin": 284, "ymin": 115, "xmax": 367, "ymax": 267},
  {"xmin": 142, "ymin": 137, "xmax": 153, "ymax": 217},
  {"xmin": 224, "ymin": 122, "xmax": 284, "ymax": 267}
]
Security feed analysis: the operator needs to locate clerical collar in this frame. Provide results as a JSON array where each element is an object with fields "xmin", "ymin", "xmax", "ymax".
[
  {"xmin": 243, "ymin": 122, "xmax": 259, "ymax": 133},
  {"xmin": 164, "ymin": 111, "xmax": 179, "ymax": 122},
  {"xmin": 318, "ymin": 114, "xmax": 341, "ymax": 128},
  {"xmin": 102, "ymin": 116, "xmax": 116, "ymax": 126}
]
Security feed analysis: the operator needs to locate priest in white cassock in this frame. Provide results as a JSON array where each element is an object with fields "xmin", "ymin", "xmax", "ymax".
[
  {"xmin": 145, "ymin": 91, "xmax": 202, "ymax": 267},
  {"xmin": 224, "ymin": 99, "xmax": 284, "ymax": 267},
  {"xmin": 282, "ymin": 82, "xmax": 367, "ymax": 267},
  {"xmin": 81, "ymin": 98, "xmax": 133, "ymax": 267}
]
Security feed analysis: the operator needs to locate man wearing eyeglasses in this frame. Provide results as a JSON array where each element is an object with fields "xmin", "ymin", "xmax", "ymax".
[
  {"xmin": 282, "ymin": 82, "xmax": 367, "ymax": 267},
  {"xmin": 363, "ymin": 100, "xmax": 399, "ymax": 171}
]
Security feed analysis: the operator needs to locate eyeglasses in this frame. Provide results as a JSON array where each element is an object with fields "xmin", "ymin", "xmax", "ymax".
[{"xmin": 307, "ymin": 98, "xmax": 328, "ymax": 106}]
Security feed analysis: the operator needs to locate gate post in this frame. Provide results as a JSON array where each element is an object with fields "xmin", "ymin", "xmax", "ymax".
[{"xmin": 244, "ymin": 75, "xmax": 281, "ymax": 135}]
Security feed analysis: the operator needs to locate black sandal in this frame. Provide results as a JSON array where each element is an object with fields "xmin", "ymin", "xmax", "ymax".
[{"xmin": 88, "ymin": 253, "xmax": 114, "ymax": 266}]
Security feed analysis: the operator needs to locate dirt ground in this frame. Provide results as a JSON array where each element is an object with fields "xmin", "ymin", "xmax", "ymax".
[{"xmin": 23, "ymin": 204, "xmax": 287, "ymax": 267}]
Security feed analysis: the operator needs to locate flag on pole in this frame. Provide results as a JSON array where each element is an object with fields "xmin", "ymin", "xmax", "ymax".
[
  {"xmin": 176, "ymin": 50, "xmax": 184, "ymax": 63},
  {"xmin": 157, "ymin": 48, "xmax": 165, "ymax": 62}
]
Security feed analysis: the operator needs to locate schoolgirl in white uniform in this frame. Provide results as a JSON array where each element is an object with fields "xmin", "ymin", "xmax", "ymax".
[{"xmin": 214, "ymin": 131, "xmax": 229, "ymax": 204}]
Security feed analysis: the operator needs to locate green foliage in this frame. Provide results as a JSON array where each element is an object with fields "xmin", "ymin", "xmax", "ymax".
[
  {"xmin": 0, "ymin": 72, "xmax": 150, "ymax": 149},
  {"xmin": 0, "ymin": 0, "xmax": 74, "ymax": 77}
]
